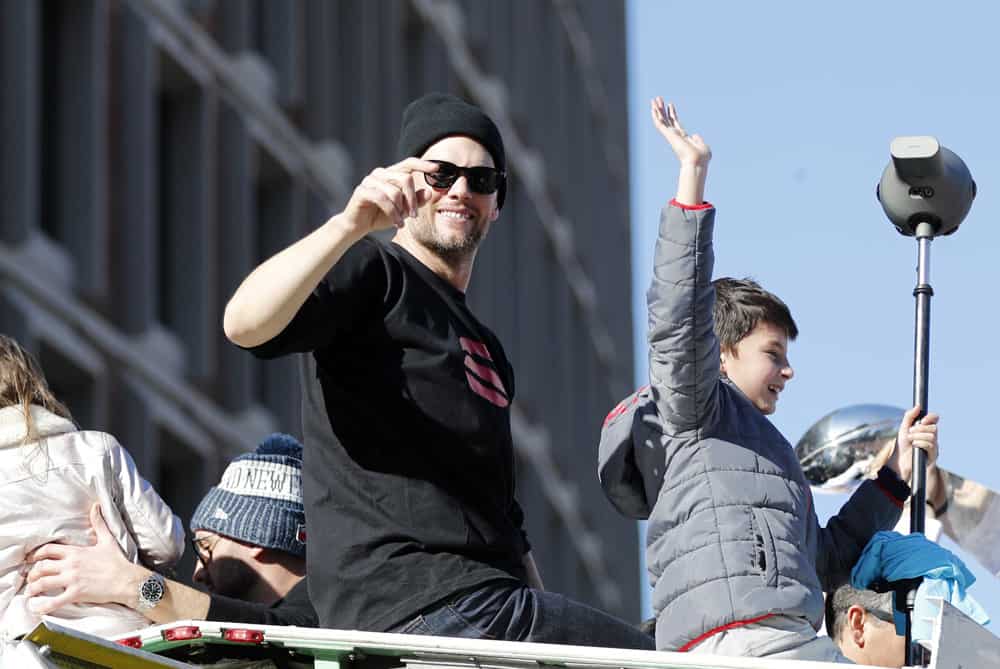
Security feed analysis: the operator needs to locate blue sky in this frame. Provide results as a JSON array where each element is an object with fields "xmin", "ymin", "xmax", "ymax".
[{"xmin": 627, "ymin": 0, "xmax": 1000, "ymax": 626}]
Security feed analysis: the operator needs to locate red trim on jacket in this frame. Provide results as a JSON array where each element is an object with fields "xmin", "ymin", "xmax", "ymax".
[
  {"xmin": 875, "ymin": 480, "xmax": 906, "ymax": 509},
  {"xmin": 873, "ymin": 466, "xmax": 910, "ymax": 509},
  {"xmin": 669, "ymin": 198, "xmax": 714, "ymax": 211},
  {"xmin": 603, "ymin": 386, "xmax": 648, "ymax": 426},
  {"xmin": 676, "ymin": 613, "xmax": 776, "ymax": 652}
]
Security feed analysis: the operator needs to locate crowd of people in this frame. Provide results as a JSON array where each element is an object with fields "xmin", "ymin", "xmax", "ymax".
[{"xmin": 0, "ymin": 92, "xmax": 962, "ymax": 667}]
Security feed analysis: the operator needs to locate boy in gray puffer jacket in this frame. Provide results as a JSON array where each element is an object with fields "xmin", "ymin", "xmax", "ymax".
[{"xmin": 598, "ymin": 97, "xmax": 941, "ymax": 660}]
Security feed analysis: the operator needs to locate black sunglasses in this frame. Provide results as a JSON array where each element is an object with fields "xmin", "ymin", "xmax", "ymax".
[{"xmin": 424, "ymin": 160, "xmax": 505, "ymax": 195}]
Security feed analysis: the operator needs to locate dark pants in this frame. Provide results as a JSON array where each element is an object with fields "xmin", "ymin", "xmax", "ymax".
[{"xmin": 391, "ymin": 582, "xmax": 654, "ymax": 650}]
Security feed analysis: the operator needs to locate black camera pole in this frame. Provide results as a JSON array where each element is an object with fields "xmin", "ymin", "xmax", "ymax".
[
  {"xmin": 877, "ymin": 136, "xmax": 975, "ymax": 666},
  {"xmin": 911, "ymin": 222, "xmax": 934, "ymax": 533},
  {"xmin": 905, "ymin": 220, "xmax": 936, "ymax": 667}
]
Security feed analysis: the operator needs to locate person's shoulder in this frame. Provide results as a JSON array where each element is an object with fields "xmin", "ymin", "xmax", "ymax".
[
  {"xmin": 31, "ymin": 430, "xmax": 127, "ymax": 471},
  {"xmin": 354, "ymin": 234, "xmax": 387, "ymax": 254},
  {"xmin": 327, "ymin": 235, "xmax": 395, "ymax": 289},
  {"xmin": 72, "ymin": 431, "xmax": 127, "ymax": 457},
  {"xmin": 342, "ymin": 235, "xmax": 391, "ymax": 268}
]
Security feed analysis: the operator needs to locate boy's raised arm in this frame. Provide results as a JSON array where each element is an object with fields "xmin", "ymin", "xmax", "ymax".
[
  {"xmin": 651, "ymin": 98, "xmax": 711, "ymax": 206},
  {"xmin": 646, "ymin": 99, "xmax": 719, "ymax": 431}
]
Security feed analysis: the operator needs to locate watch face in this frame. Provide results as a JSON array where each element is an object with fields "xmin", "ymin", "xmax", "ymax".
[{"xmin": 139, "ymin": 574, "xmax": 165, "ymax": 609}]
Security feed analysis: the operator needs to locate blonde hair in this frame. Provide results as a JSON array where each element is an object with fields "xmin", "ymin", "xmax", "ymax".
[{"xmin": 0, "ymin": 335, "xmax": 73, "ymax": 445}]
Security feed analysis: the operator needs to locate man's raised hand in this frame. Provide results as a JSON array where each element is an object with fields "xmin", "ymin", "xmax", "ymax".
[{"xmin": 343, "ymin": 157, "xmax": 439, "ymax": 234}]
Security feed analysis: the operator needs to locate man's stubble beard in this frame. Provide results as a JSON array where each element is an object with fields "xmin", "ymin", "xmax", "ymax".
[{"xmin": 409, "ymin": 208, "xmax": 486, "ymax": 266}]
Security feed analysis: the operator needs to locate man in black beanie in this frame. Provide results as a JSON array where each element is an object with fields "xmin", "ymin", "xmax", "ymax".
[{"xmin": 223, "ymin": 94, "xmax": 652, "ymax": 649}]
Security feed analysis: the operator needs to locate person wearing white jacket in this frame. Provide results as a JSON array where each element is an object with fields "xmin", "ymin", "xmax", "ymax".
[{"xmin": 0, "ymin": 335, "xmax": 183, "ymax": 640}]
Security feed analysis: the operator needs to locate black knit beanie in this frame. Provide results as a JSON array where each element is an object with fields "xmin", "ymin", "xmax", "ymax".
[{"xmin": 397, "ymin": 93, "xmax": 507, "ymax": 208}]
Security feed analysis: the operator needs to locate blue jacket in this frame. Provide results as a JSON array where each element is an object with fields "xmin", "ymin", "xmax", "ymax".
[{"xmin": 598, "ymin": 202, "xmax": 909, "ymax": 650}]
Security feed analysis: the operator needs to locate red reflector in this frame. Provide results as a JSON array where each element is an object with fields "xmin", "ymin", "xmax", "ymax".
[
  {"xmin": 223, "ymin": 628, "xmax": 265, "ymax": 644},
  {"xmin": 162, "ymin": 626, "xmax": 202, "ymax": 641},
  {"xmin": 116, "ymin": 636, "xmax": 142, "ymax": 648}
]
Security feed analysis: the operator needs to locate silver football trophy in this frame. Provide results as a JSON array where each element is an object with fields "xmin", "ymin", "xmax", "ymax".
[
  {"xmin": 797, "ymin": 404, "xmax": 1000, "ymax": 578},
  {"xmin": 876, "ymin": 137, "xmax": 976, "ymax": 665}
]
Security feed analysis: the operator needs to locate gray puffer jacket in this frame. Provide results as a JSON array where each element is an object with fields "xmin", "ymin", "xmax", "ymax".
[{"xmin": 599, "ymin": 202, "xmax": 908, "ymax": 651}]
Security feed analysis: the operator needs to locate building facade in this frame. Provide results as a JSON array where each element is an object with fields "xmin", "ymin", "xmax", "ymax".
[{"xmin": 0, "ymin": 0, "xmax": 638, "ymax": 621}]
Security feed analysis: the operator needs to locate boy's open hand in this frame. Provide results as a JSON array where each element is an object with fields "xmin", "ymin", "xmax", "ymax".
[
  {"xmin": 889, "ymin": 406, "xmax": 940, "ymax": 485},
  {"xmin": 650, "ymin": 97, "xmax": 711, "ymax": 167}
]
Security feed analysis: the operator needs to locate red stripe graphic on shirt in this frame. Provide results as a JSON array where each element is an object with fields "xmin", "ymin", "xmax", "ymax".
[
  {"xmin": 459, "ymin": 337, "xmax": 493, "ymax": 360},
  {"xmin": 464, "ymin": 357, "xmax": 506, "ymax": 395},
  {"xmin": 459, "ymin": 336, "xmax": 509, "ymax": 407},
  {"xmin": 465, "ymin": 371, "xmax": 509, "ymax": 408}
]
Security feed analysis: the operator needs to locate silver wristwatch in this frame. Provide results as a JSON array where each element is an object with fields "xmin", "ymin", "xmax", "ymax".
[{"xmin": 137, "ymin": 572, "xmax": 166, "ymax": 611}]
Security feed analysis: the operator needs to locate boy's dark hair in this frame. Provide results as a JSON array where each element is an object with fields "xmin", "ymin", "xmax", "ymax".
[
  {"xmin": 712, "ymin": 277, "xmax": 798, "ymax": 352},
  {"xmin": 825, "ymin": 582, "xmax": 894, "ymax": 640}
]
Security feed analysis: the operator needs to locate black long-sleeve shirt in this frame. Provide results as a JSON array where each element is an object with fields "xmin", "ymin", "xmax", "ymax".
[{"xmin": 205, "ymin": 578, "xmax": 317, "ymax": 627}]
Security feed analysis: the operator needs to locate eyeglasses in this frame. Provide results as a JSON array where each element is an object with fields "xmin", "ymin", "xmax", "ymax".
[
  {"xmin": 424, "ymin": 160, "xmax": 505, "ymax": 195},
  {"xmin": 190, "ymin": 535, "xmax": 220, "ymax": 568}
]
